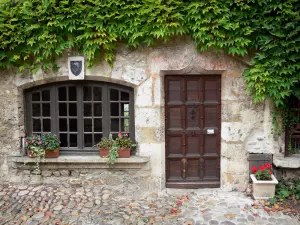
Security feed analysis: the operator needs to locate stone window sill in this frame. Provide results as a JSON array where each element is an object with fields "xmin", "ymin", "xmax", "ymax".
[
  {"xmin": 273, "ymin": 154, "xmax": 300, "ymax": 169},
  {"xmin": 11, "ymin": 155, "xmax": 150, "ymax": 169}
]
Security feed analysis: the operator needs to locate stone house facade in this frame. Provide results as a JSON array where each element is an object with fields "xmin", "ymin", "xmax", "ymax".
[{"xmin": 0, "ymin": 38, "xmax": 294, "ymax": 192}]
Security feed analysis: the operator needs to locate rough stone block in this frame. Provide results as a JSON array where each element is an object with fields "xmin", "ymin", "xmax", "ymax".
[
  {"xmin": 52, "ymin": 171, "xmax": 60, "ymax": 177},
  {"xmin": 135, "ymin": 77, "xmax": 152, "ymax": 107},
  {"xmin": 135, "ymin": 108, "xmax": 162, "ymax": 128},
  {"xmin": 60, "ymin": 170, "xmax": 70, "ymax": 177},
  {"xmin": 69, "ymin": 178, "xmax": 82, "ymax": 186},
  {"xmin": 42, "ymin": 170, "xmax": 52, "ymax": 177},
  {"xmin": 123, "ymin": 65, "xmax": 148, "ymax": 85},
  {"xmin": 71, "ymin": 170, "xmax": 80, "ymax": 177}
]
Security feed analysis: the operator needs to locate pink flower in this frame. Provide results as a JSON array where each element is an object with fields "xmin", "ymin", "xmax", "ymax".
[
  {"xmin": 118, "ymin": 133, "xmax": 122, "ymax": 137},
  {"xmin": 32, "ymin": 140, "xmax": 35, "ymax": 143},
  {"xmin": 38, "ymin": 141, "xmax": 42, "ymax": 145},
  {"xmin": 124, "ymin": 133, "xmax": 128, "ymax": 137},
  {"xmin": 26, "ymin": 142, "xmax": 29, "ymax": 145},
  {"xmin": 265, "ymin": 164, "xmax": 271, "ymax": 169}
]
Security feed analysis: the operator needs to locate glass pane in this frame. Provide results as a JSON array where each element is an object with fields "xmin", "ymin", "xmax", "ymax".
[
  {"xmin": 42, "ymin": 103, "xmax": 50, "ymax": 117},
  {"xmin": 94, "ymin": 119, "xmax": 102, "ymax": 132},
  {"xmin": 121, "ymin": 91, "xmax": 129, "ymax": 101},
  {"xmin": 111, "ymin": 118, "xmax": 119, "ymax": 132},
  {"xmin": 121, "ymin": 118, "xmax": 130, "ymax": 132},
  {"xmin": 32, "ymin": 92, "xmax": 40, "ymax": 101},
  {"xmin": 94, "ymin": 103, "xmax": 102, "ymax": 117},
  {"xmin": 84, "ymin": 103, "xmax": 92, "ymax": 117},
  {"xmin": 94, "ymin": 87, "xmax": 102, "ymax": 101},
  {"xmin": 110, "ymin": 103, "xmax": 119, "ymax": 116},
  {"xmin": 59, "ymin": 103, "xmax": 67, "ymax": 116},
  {"xmin": 69, "ymin": 103, "xmax": 77, "ymax": 116},
  {"xmin": 32, "ymin": 104, "xmax": 41, "ymax": 117},
  {"xmin": 59, "ymin": 119, "xmax": 67, "ymax": 131},
  {"xmin": 83, "ymin": 86, "xmax": 92, "ymax": 101},
  {"xmin": 60, "ymin": 133, "xmax": 68, "ymax": 147},
  {"xmin": 84, "ymin": 134, "xmax": 92, "ymax": 147},
  {"xmin": 42, "ymin": 90, "xmax": 50, "ymax": 101},
  {"xmin": 69, "ymin": 86, "xmax": 77, "ymax": 101},
  {"xmin": 110, "ymin": 89, "xmax": 119, "ymax": 101},
  {"xmin": 121, "ymin": 103, "xmax": 129, "ymax": 116},
  {"xmin": 84, "ymin": 119, "xmax": 92, "ymax": 132},
  {"xmin": 58, "ymin": 87, "xmax": 67, "ymax": 101},
  {"xmin": 43, "ymin": 119, "xmax": 51, "ymax": 132},
  {"xmin": 70, "ymin": 134, "xmax": 77, "ymax": 147},
  {"xmin": 94, "ymin": 134, "xmax": 102, "ymax": 145},
  {"xmin": 69, "ymin": 119, "xmax": 77, "ymax": 132},
  {"xmin": 32, "ymin": 119, "xmax": 41, "ymax": 132}
]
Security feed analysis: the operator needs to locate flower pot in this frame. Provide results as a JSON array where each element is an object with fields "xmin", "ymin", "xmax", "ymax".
[
  {"xmin": 117, "ymin": 148, "xmax": 131, "ymax": 158},
  {"xmin": 99, "ymin": 148, "xmax": 110, "ymax": 157},
  {"xmin": 45, "ymin": 148, "xmax": 60, "ymax": 158},
  {"xmin": 250, "ymin": 174, "xmax": 278, "ymax": 200}
]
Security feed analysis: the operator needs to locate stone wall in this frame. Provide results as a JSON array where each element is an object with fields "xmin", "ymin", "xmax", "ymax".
[{"xmin": 0, "ymin": 37, "xmax": 284, "ymax": 191}]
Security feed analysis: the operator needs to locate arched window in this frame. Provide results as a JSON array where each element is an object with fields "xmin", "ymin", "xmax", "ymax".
[{"xmin": 25, "ymin": 81, "xmax": 135, "ymax": 154}]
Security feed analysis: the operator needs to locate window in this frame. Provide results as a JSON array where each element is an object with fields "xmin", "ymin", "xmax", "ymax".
[{"xmin": 25, "ymin": 81, "xmax": 134, "ymax": 154}]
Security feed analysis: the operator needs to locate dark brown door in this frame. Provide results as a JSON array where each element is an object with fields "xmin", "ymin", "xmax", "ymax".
[{"xmin": 165, "ymin": 75, "xmax": 221, "ymax": 188}]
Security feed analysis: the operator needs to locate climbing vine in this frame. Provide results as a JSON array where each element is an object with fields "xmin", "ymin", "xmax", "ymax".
[{"xmin": 0, "ymin": 0, "xmax": 299, "ymax": 134}]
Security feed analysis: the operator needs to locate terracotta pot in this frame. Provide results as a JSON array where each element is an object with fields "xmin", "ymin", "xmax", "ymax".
[
  {"xmin": 117, "ymin": 148, "xmax": 131, "ymax": 158},
  {"xmin": 27, "ymin": 148, "xmax": 60, "ymax": 158},
  {"xmin": 45, "ymin": 148, "xmax": 60, "ymax": 158},
  {"xmin": 250, "ymin": 174, "xmax": 278, "ymax": 200},
  {"xmin": 99, "ymin": 148, "xmax": 110, "ymax": 157}
]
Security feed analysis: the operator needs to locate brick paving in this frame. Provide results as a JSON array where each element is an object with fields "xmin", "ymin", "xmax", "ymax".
[{"xmin": 0, "ymin": 183, "xmax": 299, "ymax": 225}]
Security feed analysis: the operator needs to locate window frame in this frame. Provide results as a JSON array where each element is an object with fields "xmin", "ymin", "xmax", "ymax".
[{"xmin": 25, "ymin": 81, "xmax": 135, "ymax": 155}]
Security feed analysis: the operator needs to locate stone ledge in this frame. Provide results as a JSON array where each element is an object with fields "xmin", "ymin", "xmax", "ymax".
[
  {"xmin": 11, "ymin": 155, "xmax": 150, "ymax": 169},
  {"xmin": 273, "ymin": 155, "xmax": 300, "ymax": 168}
]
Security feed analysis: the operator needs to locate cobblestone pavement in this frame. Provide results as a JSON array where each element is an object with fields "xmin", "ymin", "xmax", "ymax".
[{"xmin": 0, "ymin": 183, "xmax": 299, "ymax": 225}]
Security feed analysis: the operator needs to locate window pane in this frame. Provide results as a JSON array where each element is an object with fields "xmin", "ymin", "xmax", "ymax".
[
  {"xmin": 110, "ymin": 103, "xmax": 119, "ymax": 116},
  {"xmin": 84, "ymin": 103, "xmax": 92, "ymax": 117},
  {"xmin": 111, "ymin": 119, "xmax": 119, "ymax": 132},
  {"xmin": 58, "ymin": 87, "xmax": 67, "ymax": 101},
  {"xmin": 121, "ymin": 103, "xmax": 129, "ymax": 116},
  {"xmin": 84, "ymin": 119, "xmax": 92, "ymax": 132},
  {"xmin": 121, "ymin": 118, "xmax": 130, "ymax": 132},
  {"xmin": 110, "ymin": 89, "xmax": 119, "ymax": 101},
  {"xmin": 84, "ymin": 86, "xmax": 92, "ymax": 101},
  {"xmin": 32, "ymin": 104, "xmax": 41, "ymax": 117},
  {"xmin": 42, "ymin": 90, "xmax": 50, "ymax": 101},
  {"xmin": 69, "ymin": 86, "xmax": 77, "ymax": 101},
  {"xmin": 94, "ymin": 87, "xmax": 102, "ymax": 101},
  {"xmin": 94, "ymin": 119, "xmax": 102, "ymax": 132},
  {"xmin": 69, "ymin": 103, "xmax": 77, "ymax": 116},
  {"xmin": 59, "ymin": 119, "xmax": 67, "ymax": 131},
  {"xmin": 70, "ymin": 134, "xmax": 77, "ymax": 147},
  {"xmin": 32, "ymin": 92, "xmax": 40, "ymax": 101},
  {"xmin": 59, "ymin": 103, "xmax": 67, "ymax": 116},
  {"xmin": 42, "ymin": 103, "xmax": 50, "ymax": 117},
  {"xmin": 33, "ymin": 119, "xmax": 41, "ymax": 132},
  {"xmin": 69, "ymin": 119, "xmax": 77, "ymax": 132},
  {"xmin": 60, "ymin": 133, "xmax": 68, "ymax": 147},
  {"xmin": 121, "ymin": 91, "xmax": 129, "ymax": 101},
  {"xmin": 43, "ymin": 119, "xmax": 51, "ymax": 132},
  {"xmin": 94, "ymin": 103, "xmax": 102, "ymax": 117},
  {"xmin": 84, "ymin": 134, "xmax": 92, "ymax": 147},
  {"xmin": 94, "ymin": 134, "xmax": 102, "ymax": 145}
]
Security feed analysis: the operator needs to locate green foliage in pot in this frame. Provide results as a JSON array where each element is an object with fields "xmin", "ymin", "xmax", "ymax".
[
  {"xmin": 107, "ymin": 144, "xmax": 119, "ymax": 168},
  {"xmin": 25, "ymin": 135, "xmax": 46, "ymax": 173},
  {"xmin": 115, "ymin": 133, "xmax": 135, "ymax": 148},
  {"xmin": 42, "ymin": 133, "xmax": 60, "ymax": 150},
  {"xmin": 97, "ymin": 137, "xmax": 114, "ymax": 149}
]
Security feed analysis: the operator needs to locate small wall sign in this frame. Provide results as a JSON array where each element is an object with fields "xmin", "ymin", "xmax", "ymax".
[
  {"xmin": 207, "ymin": 129, "xmax": 214, "ymax": 134},
  {"xmin": 68, "ymin": 56, "xmax": 85, "ymax": 80}
]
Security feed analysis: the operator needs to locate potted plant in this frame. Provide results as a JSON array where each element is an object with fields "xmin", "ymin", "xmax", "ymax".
[
  {"xmin": 250, "ymin": 163, "xmax": 278, "ymax": 200},
  {"xmin": 97, "ymin": 137, "xmax": 114, "ymax": 157},
  {"xmin": 114, "ymin": 133, "xmax": 135, "ymax": 158},
  {"xmin": 42, "ymin": 133, "xmax": 60, "ymax": 158},
  {"xmin": 25, "ymin": 135, "xmax": 46, "ymax": 173}
]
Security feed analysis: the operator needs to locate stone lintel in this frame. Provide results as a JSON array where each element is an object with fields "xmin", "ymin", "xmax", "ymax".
[
  {"xmin": 273, "ymin": 155, "xmax": 300, "ymax": 168},
  {"xmin": 11, "ymin": 156, "xmax": 150, "ymax": 170}
]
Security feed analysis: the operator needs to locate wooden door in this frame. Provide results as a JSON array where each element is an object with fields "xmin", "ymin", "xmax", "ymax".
[{"xmin": 165, "ymin": 75, "xmax": 221, "ymax": 188}]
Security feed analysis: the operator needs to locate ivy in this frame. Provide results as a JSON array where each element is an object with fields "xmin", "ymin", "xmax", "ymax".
[{"xmin": 0, "ymin": 0, "xmax": 299, "ymax": 129}]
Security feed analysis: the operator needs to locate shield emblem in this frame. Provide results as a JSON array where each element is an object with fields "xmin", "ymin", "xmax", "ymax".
[{"xmin": 70, "ymin": 61, "xmax": 82, "ymax": 76}]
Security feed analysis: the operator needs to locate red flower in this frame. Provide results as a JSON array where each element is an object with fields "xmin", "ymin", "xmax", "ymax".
[
  {"xmin": 259, "ymin": 165, "xmax": 265, "ymax": 171},
  {"xmin": 268, "ymin": 171, "xmax": 272, "ymax": 174},
  {"xmin": 251, "ymin": 166, "xmax": 257, "ymax": 174},
  {"xmin": 265, "ymin": 164, "xmax": 271, "ymax": 169}
]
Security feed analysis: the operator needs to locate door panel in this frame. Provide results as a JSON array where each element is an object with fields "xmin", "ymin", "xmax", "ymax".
[{"xmin": 165, "ymin": 75, "xmax": 221, "ymax": 188}]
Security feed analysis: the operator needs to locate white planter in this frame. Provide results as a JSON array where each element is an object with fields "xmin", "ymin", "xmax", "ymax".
[{"xmin": 250, "ymin": 174, "xmax": 278, "ymax": 200}]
